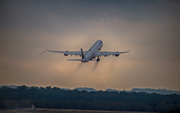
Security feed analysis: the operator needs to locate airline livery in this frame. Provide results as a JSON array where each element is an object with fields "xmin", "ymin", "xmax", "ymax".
[{"xmin": 47, "ymin": 40, "xmax": 129, "ymax": 62}]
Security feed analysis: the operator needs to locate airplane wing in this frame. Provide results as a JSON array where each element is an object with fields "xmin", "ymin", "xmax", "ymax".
[
  {"xmin": 47, "ymin": 49, "xmax": 88, "ymax": 56},
  {"xmin": 93, "ymin": 50, "xmax": 129, "ymax": 57}
]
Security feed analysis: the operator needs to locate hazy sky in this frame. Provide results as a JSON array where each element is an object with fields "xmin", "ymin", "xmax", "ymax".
[{"xmin": 0, "ymin": 0, "xmax": 180, "ymax": 90}]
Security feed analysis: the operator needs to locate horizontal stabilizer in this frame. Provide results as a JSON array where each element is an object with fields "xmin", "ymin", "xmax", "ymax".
[{"xmin": 67, "ymin": 59, "xmax": 82, "ymax": 61}]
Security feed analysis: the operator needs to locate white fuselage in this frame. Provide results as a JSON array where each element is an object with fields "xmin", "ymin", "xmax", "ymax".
[{"xmin": 81, "ymin": 40, "xmax": 103, "ymax": 62}]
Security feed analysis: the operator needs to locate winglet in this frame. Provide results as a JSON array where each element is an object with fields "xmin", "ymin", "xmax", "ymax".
[
  {"xmin": 126, "ymin": 50, "xmax": 130, "ymax": 53},
  {"xmin": 81, "ymin": 48, "xmax": 85, "ymax": 59}
]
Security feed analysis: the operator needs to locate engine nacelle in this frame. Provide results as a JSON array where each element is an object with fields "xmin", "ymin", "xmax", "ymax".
[
  {"xmin": 104, "ymin": 55, "xmax": 107, "ymax": 57},
  {"xmin": 115, "ymin": 54, "xmax": 119, "ymax": 57},
  {"xmin": 64, "ymin": 51, "xmax": 68, "ymax": 56}
]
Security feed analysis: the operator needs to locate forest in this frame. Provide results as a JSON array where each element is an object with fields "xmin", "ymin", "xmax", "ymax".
[{"xmin": 0, "ymin": 85, "xmax": 180, "ymax": 113}]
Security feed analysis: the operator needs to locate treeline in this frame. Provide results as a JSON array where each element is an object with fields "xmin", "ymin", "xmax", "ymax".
[{"xmin": 0, "ymin": 85, "xmax": 180, "ymax": 113}]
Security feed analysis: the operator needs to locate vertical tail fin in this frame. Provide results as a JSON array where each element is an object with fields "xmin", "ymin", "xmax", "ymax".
[{"xmin": 81, "ymin": 48, "xmax": 85, "ymax": 59}]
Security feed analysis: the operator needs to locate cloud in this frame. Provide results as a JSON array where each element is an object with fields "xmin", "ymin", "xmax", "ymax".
[{"xmin": 0, "ymin": 0, "xmax": 180, "ymax": 90}]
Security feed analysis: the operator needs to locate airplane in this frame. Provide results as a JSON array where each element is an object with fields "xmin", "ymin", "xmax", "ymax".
[{"xmin": 47, "ymin": 40, "xmax": 129, "ymax": 62}]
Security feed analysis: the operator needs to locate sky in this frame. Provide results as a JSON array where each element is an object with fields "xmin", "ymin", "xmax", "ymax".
[{"xmin": 0, "ymin": 0, "xmax": 180, "ymax": 90}]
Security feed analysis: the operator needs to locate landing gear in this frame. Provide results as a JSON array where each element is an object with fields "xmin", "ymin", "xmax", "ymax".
[{"xmin": 97, "ymin": 57, "xmax": 100, "ymax": 62}]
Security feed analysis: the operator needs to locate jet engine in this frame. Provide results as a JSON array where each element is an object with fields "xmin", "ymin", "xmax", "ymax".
[
  {"xmin": 115, "ymin": 54, "xmax": 119, "ymax": 57},
  {"xmin": 64, "ymin": 51, "xmax": 68, "ymax": 56}
]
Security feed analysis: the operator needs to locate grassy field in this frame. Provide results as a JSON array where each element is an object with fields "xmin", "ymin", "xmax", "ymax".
[{"xmin": 0, "ymin": 108, "xmax": 156, "ymax": 113}]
